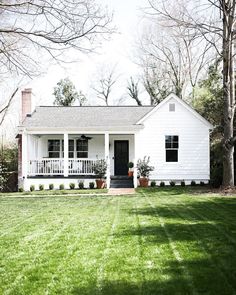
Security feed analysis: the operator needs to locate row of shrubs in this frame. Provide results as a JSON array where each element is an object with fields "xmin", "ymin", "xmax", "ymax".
[
  {"xmin": 150, "ymin": 180, "xmax": 206, "ymax": 187},
  {"xmin": 19, "ymin": 181, "xmax": 96, "ymax": 192}
]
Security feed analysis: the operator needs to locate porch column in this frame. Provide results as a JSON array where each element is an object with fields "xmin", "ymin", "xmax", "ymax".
[
  {"xmin": 133, "ymin": 133, "xmax": 138, "ymax": 188},
  {"xmin": 22, "ymin": 131, "xmax": 28, "ymax": 179},
  {"xmin": 105, "ymin": 132, "xmax": 110, "ymax": 189},
  {"xmin": 64, "ymin": 133, "xmax": 69, "ymax": 177}
]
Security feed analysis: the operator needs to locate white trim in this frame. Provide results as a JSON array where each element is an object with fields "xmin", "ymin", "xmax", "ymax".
[
  {"xmin": 105, "ymin": 132, "xmax": 110, "ymax": 189},
  {"xmin": 19, "ymin": 130, "xmax": 139, "ymax": 135},
  {"xmin": 18, "ymin": 126, "xmax": 144, "ymax": 134},
  {"xmin": 22, "ymin": 132, "xmax": 28, "ymax": 178},
  {"xmin": 136, "ymin": 93, "xmax": 213, "ymax": 129},
  {"xmin": 64, "ymin": 133, "xmax": 69, "ymax": 177}
]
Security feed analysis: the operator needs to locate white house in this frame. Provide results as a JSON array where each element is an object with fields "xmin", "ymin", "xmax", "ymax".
[{"xmin": 17, "ymin": 89, "xmax": 213, "ymax": 191}]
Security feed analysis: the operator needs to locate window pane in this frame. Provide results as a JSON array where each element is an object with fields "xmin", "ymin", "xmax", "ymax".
[
  {"xmin": 173, "ymin": 136, "xmax": 179, "ymax": 142},
  {"xmin": 165, "ymin": 136, "xmax": 172, "ymax": 148},
  {"xmin": 49, "ymin": 152, "xmax": 60, "ymax": 158},
  {"xmin": 165, "ymin": 135, "xmax": 179, "ymax": 148},
  {"xmin": 166, "ymin": 150, "xmax": 178, "ymax": 162},
  {"xmin": 48, "ymin": 140, "xmax": 60, "ymax": 152},
  {"xmin": 69, "ymin": 140, "xmax": 74, "ymax": 151},
  {"xmin": 69, "ymin": 152, "xmax": 74, "ymax": 158},
  {"xmin": 173, "ymin": 142, "xmax": 179, "ymax": 148},
  {"xmin": 77, "ymin": 152, "xmax": 88, "ymax": 158}
]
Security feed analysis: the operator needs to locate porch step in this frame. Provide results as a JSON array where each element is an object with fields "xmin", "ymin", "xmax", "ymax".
[
  {"xmin": 110, "ymin": 177, "xmax": 133, "ymax": 188},
  {"xmin": 110, "ymin": 176, "xmax": 131, "ymax": 180}
]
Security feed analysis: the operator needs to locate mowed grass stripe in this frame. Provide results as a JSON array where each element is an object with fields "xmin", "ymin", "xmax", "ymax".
[
  {"xmin": 153, "ymin": 193, "xmax": 236, "ymax": 294},
  {"xmin": 96, "ymin": 198, "xmax": 120, "ymax": 294},
  {"xmin": 134, "ymin": 195, "xmax": 189, "ymax": 295},
  {"xmin": 93, "ymin": 196, "xmax": 143, "ymax": 295},
  {"xmin": 43, "ymin": 197, "xmax": 119, "ymax": 295},
  {"xmin": 0, "ymin": 201, "xmax": 52, "ymax": 236},
  {"xmin": 1, "ymin": 197, "xmax": 110, "ymax": 294},
  {"xmin": 143, "ymin": 192, "xmax": 198, "ymax": 295},
  {"xmin": 0, "ymin": 197, "xmax": 98, "ymax": 260}
]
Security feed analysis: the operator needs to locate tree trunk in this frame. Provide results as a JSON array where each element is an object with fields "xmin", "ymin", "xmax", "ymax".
[{"xmin": 222, "ymin": 1, "xmax": 235, "ymax": 187}]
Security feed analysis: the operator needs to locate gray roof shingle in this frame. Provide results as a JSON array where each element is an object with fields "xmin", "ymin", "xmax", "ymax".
[{"xmin": 23, "ymin": 106, "xmax": 154, "ymax": 129}]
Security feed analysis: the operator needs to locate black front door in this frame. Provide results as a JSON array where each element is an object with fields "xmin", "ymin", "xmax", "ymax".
[{"xmin": 114, "ymin": 140, "xmax": 129, "ymax": 175}]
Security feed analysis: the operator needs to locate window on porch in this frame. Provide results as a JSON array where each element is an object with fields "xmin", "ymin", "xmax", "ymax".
[
  {"xmin": 76, "ymin": 139, "xmax": 88, "ymax": 158},
  {"xmin": 48, "ymin": 140, "xmax": 60, "ymax": 158},
  {"xmin": 48, "ymin": 139, "xmax": 88, "ymax": 158}
]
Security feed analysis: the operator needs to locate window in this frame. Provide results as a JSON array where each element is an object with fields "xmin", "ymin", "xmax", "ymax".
[
  {"xmin": 165, "ymin": 135, "xmax": 179, "ymax": 162},
  {"xmin": 169, "ymin": 103, "xmax": 175, "ymax": 112},
  {"xmin": 48, "ymin": 140, "xmax": 60, "ymax": 158},
  {"xmin": 48, "ymin": 139, "xmax": 89, "ymax": 158},
  {"xmin": 76, "ymin": 139, "xmax": 88, "ymax": 158},
  {"xmin": 62, "ymin": 140, "xmax": 75, "ymax": 158},
  {"xmin": 69, "ymin": 140, "xmax": 75, "ymax": 158}
]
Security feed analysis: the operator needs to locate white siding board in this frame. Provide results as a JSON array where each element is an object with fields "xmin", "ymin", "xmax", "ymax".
[{"xmin": 136, "ymin": 98, "xmax": 210, "ymax": 181}]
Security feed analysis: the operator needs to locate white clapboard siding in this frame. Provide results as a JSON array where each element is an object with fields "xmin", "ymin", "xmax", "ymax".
[{"xmin": 135, "ymin": 97, "xmax": 211, "ymax": 181}]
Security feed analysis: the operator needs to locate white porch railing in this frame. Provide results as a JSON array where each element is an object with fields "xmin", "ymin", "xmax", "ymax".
[
  {"xmin": 28, "ymin": 158, "xmax": 97, "ymax": 176},
  {"xmin": 68, "ymin": 159, "xmax": 96, "ymax": 175},
  {"xmin": 28, "ymin": 159, "xmax": 64, "ymax": 176}
]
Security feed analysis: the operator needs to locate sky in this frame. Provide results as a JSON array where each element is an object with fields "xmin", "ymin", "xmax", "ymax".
[
  {"xmin": 26, "ymin": 0, "xmax": 149, "ymax": 106},
  {"xmin": 0, "ymin": 0, "xmax": 150, "ymax": 142}
]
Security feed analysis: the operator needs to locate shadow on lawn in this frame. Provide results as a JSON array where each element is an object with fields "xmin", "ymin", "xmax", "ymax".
[
  {"xmin": 137, "ymin": 186, "xmax": 229, "ymax": 197},
  {"xmin": 71, "ymin": 258, "xmax": 234, "ymax": 295},
  {"xmin": 71, "ymin": 198, "xmax": 236, "ymax": 295},
  {"xmin": 71, "ymin": 277, "xmax": 192, "ymax": 295},
  {"xmin": 118, "ymin": 200, "xmax": 236, "ymax": 294}
]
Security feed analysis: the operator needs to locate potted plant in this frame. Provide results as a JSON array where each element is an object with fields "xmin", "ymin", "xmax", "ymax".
[
  {"xmin": 137, "ymin": 156, "xmax": 154, "ymax": 187},
  {"xmin": 93, "ymin": 159, "xmax": 107, "ymax": 189},
  {"xmin": 128, "ymin": 162, "xmax": 134, "ymax": 177}
]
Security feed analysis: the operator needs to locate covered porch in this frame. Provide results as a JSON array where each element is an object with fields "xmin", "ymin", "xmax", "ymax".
[{"xmin": 21, "ymin": 131, "xmax": 138, "ymax": 189}]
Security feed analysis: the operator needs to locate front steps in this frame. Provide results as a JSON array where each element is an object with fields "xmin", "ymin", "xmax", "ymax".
[{"xmin": 110, "ymin": 176, "xmax": 134, "ymax": 188}]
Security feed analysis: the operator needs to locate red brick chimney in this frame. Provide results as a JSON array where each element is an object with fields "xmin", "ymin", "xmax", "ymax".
[{"xmin": 21, "ymin": 88, "xmax": 32, "ymax": 123}]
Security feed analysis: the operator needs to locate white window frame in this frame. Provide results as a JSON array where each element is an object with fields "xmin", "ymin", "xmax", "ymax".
[{"xmin": 165, "ymin": 135, "xmax": 179, "ymax": 162}]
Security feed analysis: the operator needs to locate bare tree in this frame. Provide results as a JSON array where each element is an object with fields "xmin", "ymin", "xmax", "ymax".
[
  {"xmin": 138, "ymin": 20, "xmax": 212, "ymax": 101},
  {"xmin": 127, "ymin": 77, "xmax": 142, "ymax": 105},
  {"xmin": 0, "ymin": 88, "xmax": 19, "ymax": 126},
  {"xmin": 145, "ymin": 0, "xmax": 235, "ymax": 187},
  {"xmin": 0, "ymin": 0, "xmax": 113, "ymax": 124},
  {"xmin": 92, "ymin": 65, "xmax": 119, "ymax": 105},
  {"xmin": 143, "ymin": 66, "xmax": 172, "ymax": 105},
  {"xmin": 0, "ymin": 0, "xmax": 113, "ymax": 78}
]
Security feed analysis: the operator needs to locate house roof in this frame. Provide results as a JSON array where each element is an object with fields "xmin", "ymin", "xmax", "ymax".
[{"xmin": 22, "ymin": 106, "xmax": 154, "ymax": 130}]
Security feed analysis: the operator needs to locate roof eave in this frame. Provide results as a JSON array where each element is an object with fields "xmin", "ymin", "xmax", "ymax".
[{"xmin": 19, "ymin": 124, "xmax": 144, "ymax": 134}]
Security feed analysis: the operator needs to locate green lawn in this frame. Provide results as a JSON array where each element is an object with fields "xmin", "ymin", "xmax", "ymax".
[{"xmin": 0, "ymin": 188, "xmax": 236, "ymax": 295}]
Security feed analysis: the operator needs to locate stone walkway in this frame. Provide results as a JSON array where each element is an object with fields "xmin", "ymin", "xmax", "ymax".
[{"xmin": 108, "ymin": 188, "xmax": 136, "ymax": 195}]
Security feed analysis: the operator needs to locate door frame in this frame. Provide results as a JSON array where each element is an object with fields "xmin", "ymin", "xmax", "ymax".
[{"xmin": 114, "ymin": 140, "xmax": 129, "ymax": 176}]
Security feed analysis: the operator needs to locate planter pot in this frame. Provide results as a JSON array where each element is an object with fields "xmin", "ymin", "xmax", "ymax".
[
  {"xmin": 128, "ymin": 171, "xmax": 134, "ymax": 177},
  {"xmin": 139, "ymin": 177, "xmax": 149, "ymax": 187},
  {"xmin": 96, "ymin": 179, "xmax": 105, "ymax": 189}
]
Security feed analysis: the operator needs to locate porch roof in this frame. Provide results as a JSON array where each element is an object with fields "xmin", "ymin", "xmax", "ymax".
[{"xmin": 22, "ymin": 106, "xmax": 154, "ymax": 130}]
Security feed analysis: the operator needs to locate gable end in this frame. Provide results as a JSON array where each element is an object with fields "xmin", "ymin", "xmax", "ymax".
[{"xmin": 136, "ymin": 93, "xmax": 213, "ymax": 129}]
